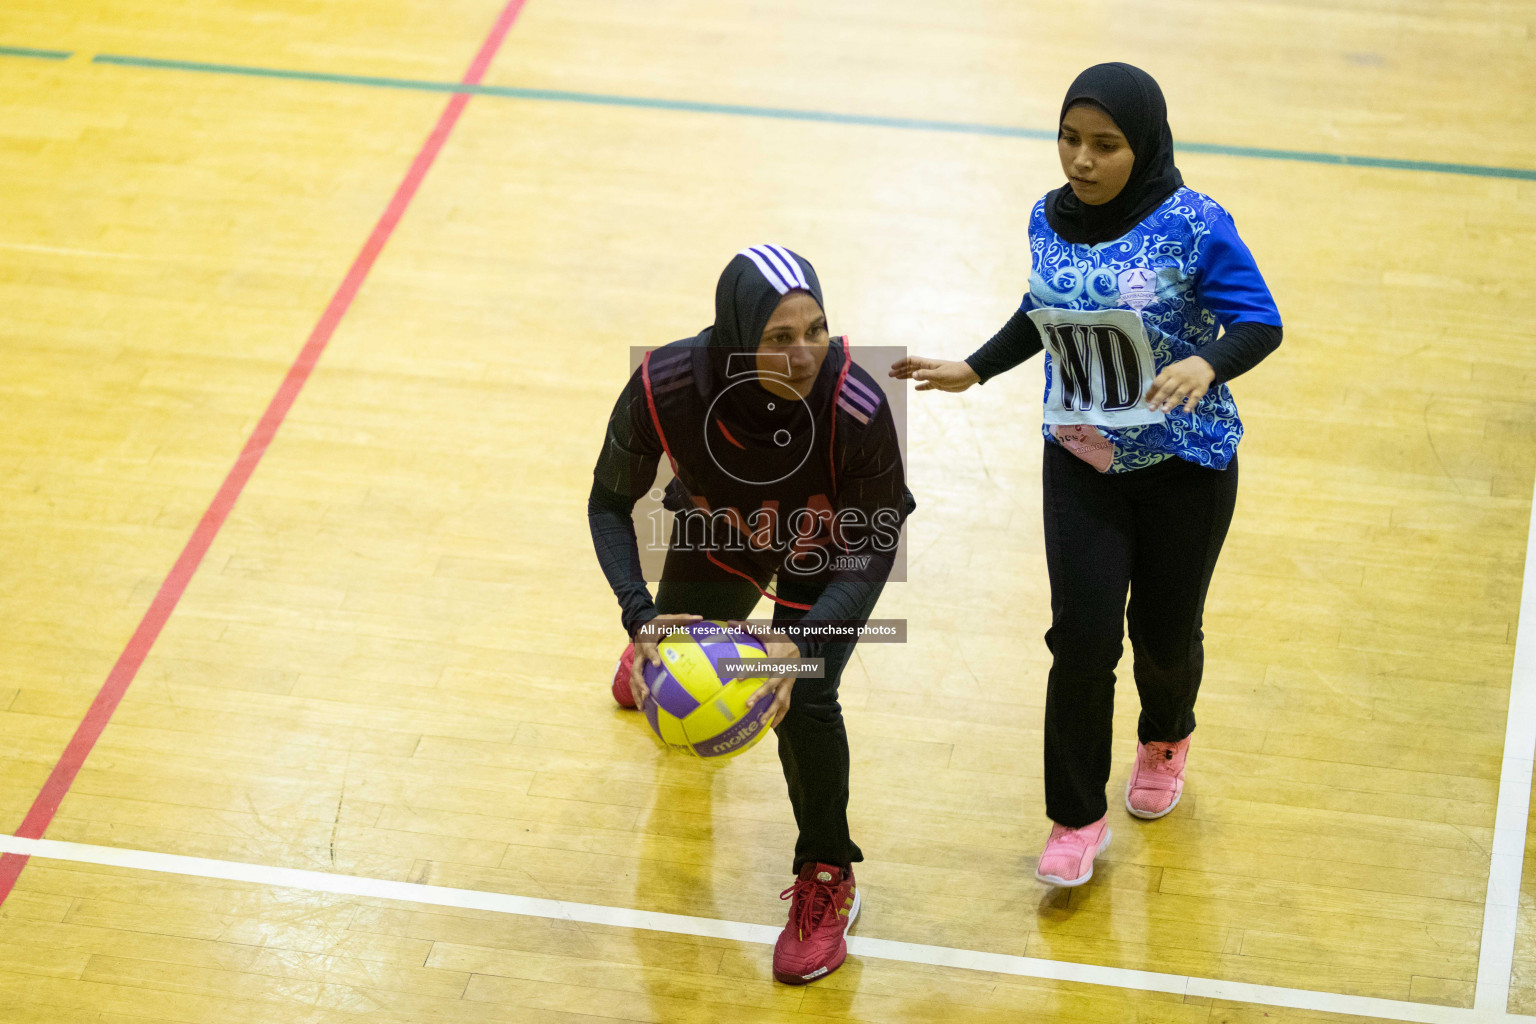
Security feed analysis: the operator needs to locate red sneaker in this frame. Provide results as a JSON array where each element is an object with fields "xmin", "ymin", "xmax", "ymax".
[
  {"xmin": 773, "ymin": 863, "xmax": 859, "ymax": 985},
  {"xmin": 611, "ymin": 643, "xmax": 637, "ymax": 709}
]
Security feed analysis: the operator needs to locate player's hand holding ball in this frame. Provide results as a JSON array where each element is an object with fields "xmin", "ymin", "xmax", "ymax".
[
  {"xmin": 733, "ymin": 622, "xmax": 800, "ymax": 728},
  {"xmin": 888, "ymin": 356, "xmax": 980, "ymax": 393},
  {"xmin": 631, "ymin": 613, "xmax": 704, "ymax": 704},
  {"xmin": 1145, "ymin": 356, "xmax": 1215, "ymax": 413}
]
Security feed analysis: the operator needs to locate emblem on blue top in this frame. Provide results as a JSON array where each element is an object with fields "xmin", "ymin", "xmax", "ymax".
[{"xmin": 1117, "ymin": 267, "xmax": 1157, "ymax": 311}]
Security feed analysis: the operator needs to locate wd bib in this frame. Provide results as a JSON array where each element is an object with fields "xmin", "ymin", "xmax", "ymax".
[{"xmin": 1028, "ymin": 307, "xmax": 1165, "ymax": 429}]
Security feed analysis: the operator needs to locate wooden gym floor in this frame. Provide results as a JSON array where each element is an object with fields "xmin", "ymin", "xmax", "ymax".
[{"xmin": 1, "ymin": 1, "xmax": 1534, "ymax": 1022}]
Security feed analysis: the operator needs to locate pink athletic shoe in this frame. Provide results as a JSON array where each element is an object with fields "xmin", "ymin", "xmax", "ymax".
[
  {"xmin": 611, "ymin": 643, "xmax": 637, "ymax": 709},
  {"xmin": 1126, "ymin": 738, "xmax": 1190, "ymax": 819},
  {"xmin": 1033, "ymin": 816, "xmax": 1111, "ymax": 887}
]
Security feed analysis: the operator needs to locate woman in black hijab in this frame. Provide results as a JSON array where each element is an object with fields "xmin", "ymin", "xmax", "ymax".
[
  {"xmin": 589, "ymin": 246, "xmax": 914, "ymax": 984},
  {"xmin": 893, "ymin": 64, "xmax": 1283, "ymax": 886},
  {"xmin": 1044, "ymin": 62, "xmax": 1186, "ymax": 245}
]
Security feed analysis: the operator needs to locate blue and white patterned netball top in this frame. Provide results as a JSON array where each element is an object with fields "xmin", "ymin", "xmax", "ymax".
[{"xmin": 1022, "ymin": 187, "xmax": 1280, "ymax": 472}]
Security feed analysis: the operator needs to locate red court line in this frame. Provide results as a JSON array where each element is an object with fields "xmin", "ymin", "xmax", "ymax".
[{"xmin": 0, "ymin": 0, "xmax": 529, "ymax": 905}]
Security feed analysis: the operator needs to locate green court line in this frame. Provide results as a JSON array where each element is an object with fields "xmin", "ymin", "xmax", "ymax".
[
  {"xmin": 93, "ymin": 53, "xmax": 463, "ymax": 95},
  {"xmin": 72, "ymin": 51, "xmax": 1536, "ymax": 183},
  {"xmin": 0, "ymin": 45, "xmax": 71, "ymax": 60}
]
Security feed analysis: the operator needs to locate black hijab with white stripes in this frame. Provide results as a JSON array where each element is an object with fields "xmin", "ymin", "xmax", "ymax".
[{"xmin": 691, "ymin": 245, "xmax": 844, "ymax": 446}]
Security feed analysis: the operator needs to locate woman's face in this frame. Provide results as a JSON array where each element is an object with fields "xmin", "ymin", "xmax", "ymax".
[
  {"xmin": 755, "ymin": 290, "xmax": 829, "ymax": 399},
  {"xmin": 1058, "ymin": 103, "xmax": 1135, "ymax": 206}
]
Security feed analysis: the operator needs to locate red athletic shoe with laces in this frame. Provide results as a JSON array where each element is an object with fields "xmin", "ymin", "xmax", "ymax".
[
  {"xmin": 773, "ymin": 863, "xmax": 860, "ymax": 985},
  {"xmin": 611, "ymin": 643, "xmax": 637, "ymax": 708}
]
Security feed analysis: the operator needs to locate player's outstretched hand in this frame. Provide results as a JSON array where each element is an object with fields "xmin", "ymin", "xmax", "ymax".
[
  {"xmin": 631, "ymin": 613, "xmax": 703, "ymax": 706},
  {"xmin": 889, "ymin": 356, "xmax": 980, "ymax": 393},
  {"xmin": 730, "ymin": 622, "xmax": 800, "ymax": 729},
  {"xmin": 1145, "ymin": 356, "xmax": 1215, "ymax": 413}
]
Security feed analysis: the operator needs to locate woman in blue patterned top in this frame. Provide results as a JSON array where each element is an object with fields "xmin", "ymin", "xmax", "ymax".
[{"xmin": 891, "ymin": 63, "xmax": 1282, "ymax": 887}]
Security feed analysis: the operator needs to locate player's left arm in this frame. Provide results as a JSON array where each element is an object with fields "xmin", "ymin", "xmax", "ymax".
[
  {"xmin": 798, "ymin": 398, "xmax": 911, "ymax": 641},
  {"xmin": 1147, "ymin": 212, "xmax": 1283, "ymax": 412},
  {"xmin": 740, "ymin": 398, "xmax": 912, "ymax": 728}
]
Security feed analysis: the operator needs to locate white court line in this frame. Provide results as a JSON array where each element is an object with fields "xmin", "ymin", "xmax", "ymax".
[
  {"xmin": 1475, "ymin": 470, "xmax": 1536, "ymax": 1012},
  {"xmin": 2, "ymin": 835, "xmax": 1532, "ymax": 1024}
]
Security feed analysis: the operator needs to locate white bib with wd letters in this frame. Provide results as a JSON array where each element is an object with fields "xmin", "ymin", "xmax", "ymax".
[{"xmin": 1028, "ymin": 306, "xmax": 1166, "ymax": 428}]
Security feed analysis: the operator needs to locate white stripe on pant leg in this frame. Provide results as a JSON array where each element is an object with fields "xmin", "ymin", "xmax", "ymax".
[{"xmin": 1, "ymin": 835, "xmax": 1531, "ymax": 1024}]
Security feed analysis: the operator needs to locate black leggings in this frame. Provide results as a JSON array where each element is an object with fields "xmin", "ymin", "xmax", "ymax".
[
  {"xmin": 1041, "ymin": 442, "xmax": 1238, "ymax": 827},
  {"xmin": 655, "ymin": 542, "xmax": 880, "ymax": 874}
]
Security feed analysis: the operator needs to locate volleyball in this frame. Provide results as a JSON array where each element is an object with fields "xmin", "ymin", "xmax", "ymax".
[{"xmin": 637, "ymin": 620, "xmax": 774, "ymax": 759}]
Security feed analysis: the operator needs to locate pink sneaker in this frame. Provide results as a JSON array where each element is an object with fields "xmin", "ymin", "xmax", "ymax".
[
  {"xmin": 1126, "ymin": 738, "xmax": 1189, "ymax": 819},
  {"xmin": 1034, "ymin": 817, "xmax": 1111, "ymax": 887},
  {"xmin": 611, "ymin": 643, "xmax": 637, "ymax": 709}
]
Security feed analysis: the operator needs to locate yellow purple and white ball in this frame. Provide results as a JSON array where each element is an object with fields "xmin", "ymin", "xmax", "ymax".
[{"xmin": 637, "ymin": 620, "xmax": 773, "ymax": 758}]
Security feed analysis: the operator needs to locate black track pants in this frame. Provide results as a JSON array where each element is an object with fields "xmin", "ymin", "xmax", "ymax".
[
  {"xmin": 1041, "ymin": 441, "xmax": 1238, "ymax": 828},
  {"xmin": 655, "ymin": 541, "xmax": 879, "ymax": 873}
]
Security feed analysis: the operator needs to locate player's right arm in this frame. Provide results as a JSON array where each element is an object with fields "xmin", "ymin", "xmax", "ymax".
[
  {"xmin": 887, "ymin": 355, "xmax": 980, "ymax": 392},
  {"xmin": 889, "ymin": 300, "xmax": 1044, "ymax": 392},
  {"xmin": 588, "ymin": 366, "xmax": 666, "ymax": 636},
  {"xmin": 587, "ymin": 367, "xmax": 701, "ymax": 702},
  {"xmin": 628, "ymin": 615, "xmax": 704, "ymax": 706}
]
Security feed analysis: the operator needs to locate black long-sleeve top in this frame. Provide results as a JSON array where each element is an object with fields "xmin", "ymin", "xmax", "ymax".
[{"xmin": 588, "ymin": 360, "xmax": 913, "ymax": 657}]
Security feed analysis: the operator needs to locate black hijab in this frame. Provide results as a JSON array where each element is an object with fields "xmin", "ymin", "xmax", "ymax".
[
  {"xmin": 688, "ymin": 246, "xmax": 843, "ymax": 481},
  {"xmin": 1044, "ymin": 63, "xmax": 1184, "ymax": 246}
]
